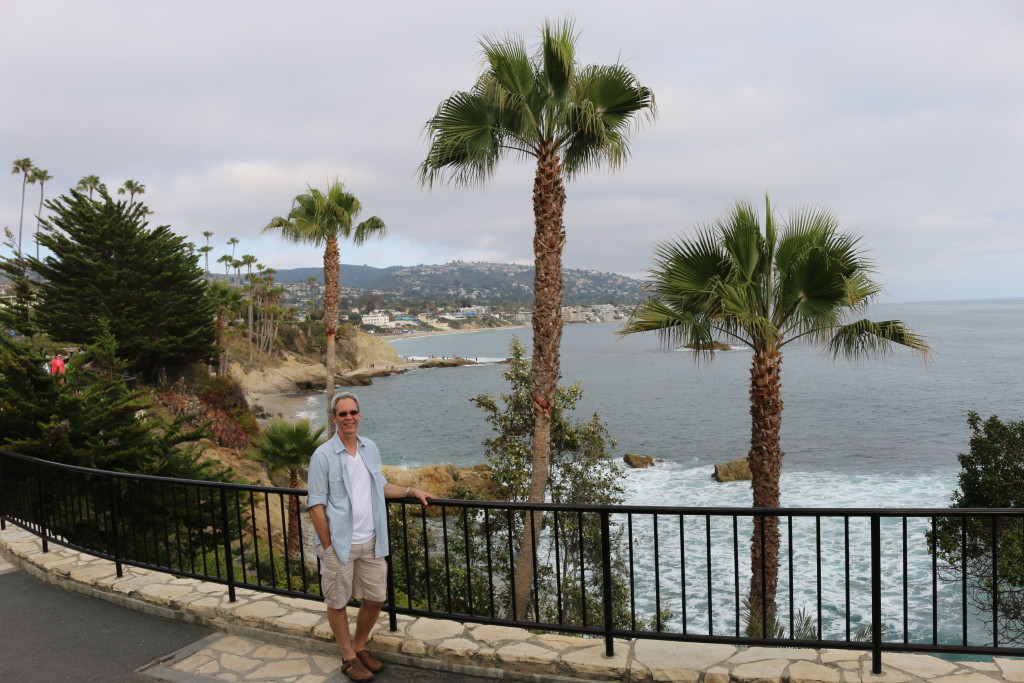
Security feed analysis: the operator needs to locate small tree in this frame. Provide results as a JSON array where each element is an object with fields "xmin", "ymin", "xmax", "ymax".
[
  {"xmin": 249, "ymin": 419, "xmax": 325, "ymax": 556},
  {"xmin": 933, "ymin": 411, "xmax": 1024, "ymax": 644},
  {"xmin": 469, "ymin": 337, "xmax": 632, "ymax": 625}
]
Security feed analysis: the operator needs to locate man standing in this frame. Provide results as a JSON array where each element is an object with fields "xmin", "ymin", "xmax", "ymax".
[{"xmin": 307, "ymin": 392, "xmax": 433, "ymax": 681}]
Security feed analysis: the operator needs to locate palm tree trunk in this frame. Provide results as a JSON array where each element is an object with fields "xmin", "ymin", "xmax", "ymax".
[
  {"xmin": 323, "ymin": 237, "xmax": 340, "ymax": 437},
  {"xmin": 746, "ymin": 348, "xmax": 784, "ymax": 634},
  {"xmin": 215, "ymin": 316, "xmax": 225, "ymax": 376},
  {"xmin": 512, "ymin": 142, "xmax": 567, "ymax": 620},
  {"xmin": 17, "ymin": 176, "xmax": 27, "ymax": 260}
]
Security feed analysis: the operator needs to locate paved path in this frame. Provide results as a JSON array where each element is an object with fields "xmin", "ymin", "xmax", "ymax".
[{"xmin": 0, "ymin": 553, "xmax": 493, "ymax": 682}]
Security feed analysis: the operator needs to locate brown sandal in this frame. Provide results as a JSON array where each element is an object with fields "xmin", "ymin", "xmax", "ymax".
[
  {"xmin": 356, "ymin": 649, "xmax": 384, "ymax": 673},
  {"xmin": 341, "ymin": 656, "xmax": 374, "ymax": 681}
]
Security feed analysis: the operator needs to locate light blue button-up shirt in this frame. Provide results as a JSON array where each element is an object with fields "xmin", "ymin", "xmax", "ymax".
[{"xmin": 306, "ymin": 433, "xmax": 390, "ymax": 564}]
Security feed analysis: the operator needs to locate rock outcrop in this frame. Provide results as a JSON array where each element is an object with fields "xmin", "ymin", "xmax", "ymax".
[
  {"xmin": 383, "ymin": 463, "xmax": 496, "ymax": 501},
  {"xmin": 623, "ymin": 453, "xmax": 655, "ymax": 468},
  {"xmin": 713, "ymin": 457, "xmax": 752, "ymax": 482}
]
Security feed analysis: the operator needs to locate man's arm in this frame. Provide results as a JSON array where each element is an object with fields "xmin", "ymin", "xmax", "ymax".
[
  {"xmin": 309, "ymin": 504, "xmax": 332, "ymax": 549},
  {"xmin": 384, "ymin": 482, "xmax": 434, "ymax": 508}
]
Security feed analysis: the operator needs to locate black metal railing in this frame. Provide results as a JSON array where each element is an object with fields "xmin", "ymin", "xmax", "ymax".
[{"xmin": 2, "ymin": 448, "xmax": 1023, "ymax": 674}]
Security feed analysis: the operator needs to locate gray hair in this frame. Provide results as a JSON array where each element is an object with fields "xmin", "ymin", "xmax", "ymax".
[{"xmin": 330, "ymin": 392, "xmax": 360, "ymax": 415}]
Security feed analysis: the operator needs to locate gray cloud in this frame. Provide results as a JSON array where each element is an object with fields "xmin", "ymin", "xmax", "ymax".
[{"xmin": 3, "ymin": 0, "xmax": 1021, "ymax": 303}]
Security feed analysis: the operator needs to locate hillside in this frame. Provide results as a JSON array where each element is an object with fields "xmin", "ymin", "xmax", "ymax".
[{"xmin": 268, "ymin": 261, "xmax": 646, "ymax": 306}]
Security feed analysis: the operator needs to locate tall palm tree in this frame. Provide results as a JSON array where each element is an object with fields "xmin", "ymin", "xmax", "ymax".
[
  {"xmin": 249, "ymin": 419, "xmax": 326, "ymax": 556},
  {"xmin": 621, "ymin": 196, "xmax": 930, "ymax": 630},
  {"xmin": 264, "ymin": 179, "xmax": 386, "ymax": 435},
  {"xmin": 117, "ymin": 179, "xmax": 146, "ymax": 204},
  {"xmin": 241, "ymin": 254, "xmax": 258, "ymax": 364},
  {"xmin": 418, "ymin": 18, "xmax": 655, "ymax": 618},
  {"xmin": 76, "ymin": 174, "xmax": 102, "ymax": 199},
  {"xmin": 10, "ymin": 158, "xmax": 34, "ymax": 256},
  {"xmin": 201, "ymin": 231, "xmax": 214, "ymax": 276},
  {"xmin": 27, "ymin": 167, "xmax": 52, "ymax": 262},
  {"xmin": 227, "ymin": 237, "xmax": 239, "ymax": 259},
  {"xmin": 206, "ymin": 279, "xmax": 244, "ymax": 375}
]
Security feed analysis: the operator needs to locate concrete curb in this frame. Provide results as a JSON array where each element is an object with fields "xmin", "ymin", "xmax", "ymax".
[{"xmin": 1, "ymin": 526, "xmax": 1019, "ymax": 683}]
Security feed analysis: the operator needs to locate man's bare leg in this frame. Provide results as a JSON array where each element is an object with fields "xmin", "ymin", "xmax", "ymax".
[
  {"xmin": 327, "ymin": 606, "xmax": 357, "ymax": 660},
  {"xmin": 353, "ymin": 600, "xmax": 383, "ymax": 652}
]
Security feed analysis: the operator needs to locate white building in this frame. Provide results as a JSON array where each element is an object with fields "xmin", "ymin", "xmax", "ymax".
[{"xmin": 361, "ymin": 312, "xmax": 390, "ymax": 327}]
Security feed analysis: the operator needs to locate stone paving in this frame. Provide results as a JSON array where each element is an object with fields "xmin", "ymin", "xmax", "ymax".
[{"xmin": 3, "ymin": 525, "xmax": 1024, "ymax": 683}]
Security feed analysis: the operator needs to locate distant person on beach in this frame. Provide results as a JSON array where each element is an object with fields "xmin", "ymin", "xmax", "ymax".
[{"xmin": 307, "ymin": 392, "xmax": 434, "ymax": 681}]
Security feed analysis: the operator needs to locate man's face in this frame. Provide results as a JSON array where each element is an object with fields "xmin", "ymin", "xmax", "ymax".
[{"xmin": 332, "ymin": 397, "xmax": 361, "ymax": 438}]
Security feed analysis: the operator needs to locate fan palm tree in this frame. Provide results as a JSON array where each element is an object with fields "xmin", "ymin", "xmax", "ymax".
[
  {"xmin": 227, "ymin": 237, "xmax": 239, "ymax": 259},
  {"xmin": 27, "ymin": 167, "xmax": 52, "ymax": 261},
  {"xmin": 76, "ymin": 174, "xmax": 102, "ymax": 199},
  {"xmin": 200, "ymin": 231, "xmax": 214, "ymax": 275},
  {"xmin": 264, "ymin": 179, "xmax": 386, "ymax": 436},
  {"xmin": 418, "ymin": 17, "xmax": 655, "ymax": 618},
  {"xmin": 621, "ymin": 196, "xmax": 930, "ymax": 631},
  {"xmin": 249, "ymin": 419, "xmax": 326, "ymax": 556},
  {"xmin": 206, "ymin": 279, "xmax": 244, "ymax": 375},
  {"xmin": 10, "ymin": 158, "xmax": 34, "ymax": 256},
  {"xmin": 117, "ymin": 179, "xmax": 146, "ymax": 204}
]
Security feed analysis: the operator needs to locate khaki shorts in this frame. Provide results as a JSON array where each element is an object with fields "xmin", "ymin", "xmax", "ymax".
[{"xmin": 317, "ymin": 538, "xmax": 387, "ymax": 608}]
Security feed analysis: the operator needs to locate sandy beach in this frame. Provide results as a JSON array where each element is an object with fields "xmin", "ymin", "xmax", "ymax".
[{"xmin": 244, "ymin": 324, "xmax": 526, "ymax": 424}]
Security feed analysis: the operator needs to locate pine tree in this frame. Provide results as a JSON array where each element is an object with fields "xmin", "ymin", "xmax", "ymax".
[{"xmin": 28, "ymin": 189, "xmax": 216, "ymax": 380}]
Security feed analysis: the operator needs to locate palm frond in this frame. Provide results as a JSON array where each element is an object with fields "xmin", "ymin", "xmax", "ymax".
[
  {"xmin": 419, "ymin": 90, "xmax": 503, "ymax": 188},
  {"xmin": 825, "ymin": 319, "xmax": 930, "ymax": 360},
  {"xmin": 540, "ymin": 18, "xmax": 578, "ymax": 100}
]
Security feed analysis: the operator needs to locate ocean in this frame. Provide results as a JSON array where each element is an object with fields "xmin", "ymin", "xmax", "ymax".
[
  {"xmin": 298, "ymin": 298, "xmax": 1024, "ymax": 510},
  {"xmin": 294, "ymin": 298, "xmax": 1024, "ymax": 643}
]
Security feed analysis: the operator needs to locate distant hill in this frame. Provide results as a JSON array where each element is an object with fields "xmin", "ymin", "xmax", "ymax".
[{"xmin": 271, "ymin": 261, "xmax": 646, "ymax": 305}]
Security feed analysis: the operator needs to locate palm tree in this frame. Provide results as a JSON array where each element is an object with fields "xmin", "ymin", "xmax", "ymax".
[
  {"xmin": 76, "ymin": 174, "xmax": 102, "ymax": 199},
  {"xmin": 206, "ymin": 279, "xmax": 244, "ymax": 375},
  {"xmin": 117, "ymin": 179, "xmax": 146, "ymax": 204},
  {"xmin": 264, "ymin": 179, "xmax": 386, "ymax": 435},
  {"xmin": 227, "ymin": 237, "xmax": 239, "ymax": 259},
  {"xmin": 249, "ymin": 419, "xmax": 326, "ymax": 556},
  {"xmin": 621, "ymin": 196, "xmax": 930, "ymax": 630},
  {"xmin": 10, "ymin": 158, "xmax": 34, "ymax": 256},
  {"xmin": 27, "ymin": 167, "xmax": 52, "ymax": 261},
  {"xmin": 200, "ymin": 231, "xmax": 214, "ymax": 276},
  {"xmin": 241, "ymin": 254, "xmax": 258, "ymax": 364},
  {"xmin": 216, "ymin": 254, "xmax": 233, "ymax": 281},
  {"xmin": 418, "ymin": 17, "xmax": 655, "ymax": 618}
]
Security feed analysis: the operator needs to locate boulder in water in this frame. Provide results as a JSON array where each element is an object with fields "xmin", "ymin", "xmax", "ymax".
[
  {"xmin": 713, "ymin": 457, "xmax": 751, "ymax": 482},
  {"xmin": 623, "ymin": 453, "xmax": 655, "ymax": 468}
]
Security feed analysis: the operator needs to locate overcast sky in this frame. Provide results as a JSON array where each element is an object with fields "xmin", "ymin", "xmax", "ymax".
[{"xmin": 3, "ymin": 1, "xmax": 1021, "ymax": 303}]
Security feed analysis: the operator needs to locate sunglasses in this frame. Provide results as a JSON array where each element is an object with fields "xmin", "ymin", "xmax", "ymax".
[{"xmin": 334, "ymin": 410, "xmax": 360, "ymax": 418}]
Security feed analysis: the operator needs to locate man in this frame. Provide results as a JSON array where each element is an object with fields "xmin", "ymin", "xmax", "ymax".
[{"xmin": 307, "ymin": 392, "xmax": 433, "ymax": 681}]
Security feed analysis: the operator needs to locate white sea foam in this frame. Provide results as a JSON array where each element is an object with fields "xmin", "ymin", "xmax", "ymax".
[{"xmin": 618, "ymin": 464, "xmax": 980, "ymax": 644}]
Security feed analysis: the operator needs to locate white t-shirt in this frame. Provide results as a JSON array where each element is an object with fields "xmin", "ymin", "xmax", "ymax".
[{"xmin": 345, "ymin": 450, "xmax": 374, "ymax": 544}]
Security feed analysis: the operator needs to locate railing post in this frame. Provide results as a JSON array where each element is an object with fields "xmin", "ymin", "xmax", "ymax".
[
  {"xmin": 870, "ymin": 514, "xmax": 882, "ymax": 674},
  {"xmin": 386, "ymin": 503, "xmax": 398, "ymax": 632},
  {"xmin": 218, "ymin": 486, "xmax": 237, "ymax": 602},
  {"xmin": 35, "ymin": 459, "xmax": 48, "ymax": 553},
  {"xmin": 0, "ymin": 452, "xmax": 7, "ymax": 531},
  {"xmin": 108, "ymin": 474, "xmax": 123, "ymax": 577},
  {"xmin": 600, "ymin": 510, "xmax": 615, "ymax": 658}
]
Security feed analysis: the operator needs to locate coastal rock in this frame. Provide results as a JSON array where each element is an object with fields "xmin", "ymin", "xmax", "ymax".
[
  {"xmin": 683, "ymin": 341, "xmax": 733, "ymax": 352},
  {"xmin": 417, "ymin": 358, "xmax": 479, "ymax": 369},
  {"xmin": 623, "ymin": 453, "xmax": 655, "ymax": 468},
  {"xmin": 713, "ymin": 457, "xmax": 751, "ymax": 482},
  {"xmin": 383, "ymin": 463, "xmax": 496, "ymax": 501}
]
